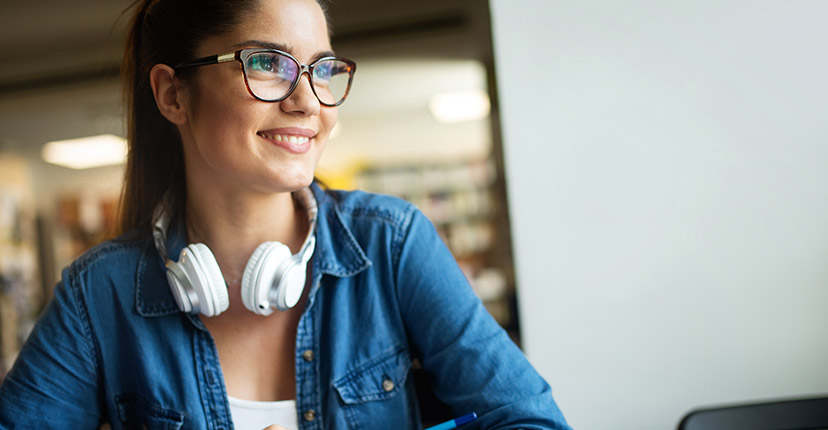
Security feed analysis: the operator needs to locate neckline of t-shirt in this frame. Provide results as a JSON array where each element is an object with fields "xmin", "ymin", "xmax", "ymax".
[{"xmin": 227, "ymin": 396, "xmax": 297, "ymax": 410}]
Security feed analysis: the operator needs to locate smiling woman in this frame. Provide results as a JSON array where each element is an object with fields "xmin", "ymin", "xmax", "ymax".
[{"xmin": 0, "ymin": 0, "xmax": 570, "ymax": 429}]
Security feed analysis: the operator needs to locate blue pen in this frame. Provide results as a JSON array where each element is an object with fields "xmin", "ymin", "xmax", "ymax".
[{"xmin": 424, "ymin": 412, "xmax": 477, "ymax": 430}]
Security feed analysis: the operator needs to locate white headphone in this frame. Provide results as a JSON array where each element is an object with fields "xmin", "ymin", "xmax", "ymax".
[{"xmin": 151, "ymin": 188, "xmax": 317, "ymax": 317}]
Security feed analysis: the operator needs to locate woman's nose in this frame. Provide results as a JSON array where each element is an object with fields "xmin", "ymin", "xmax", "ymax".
[{"xmin": 280, "ymin": 73, "xmax": 321, "ymax": 116}]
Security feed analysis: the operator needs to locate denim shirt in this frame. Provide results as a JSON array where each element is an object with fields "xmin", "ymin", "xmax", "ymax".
[{"xmin": 0, "ymin": 185, "xmax": 570, "ymax": 430}]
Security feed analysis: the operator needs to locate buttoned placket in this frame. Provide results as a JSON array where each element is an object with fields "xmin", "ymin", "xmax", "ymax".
[
  {"xmin": 296, "ymin": 271, "xmax": 324, "ymax": 430},
  {"xmin": 189, "ymin": 314, "xmax": 233, "ymax": 430}
]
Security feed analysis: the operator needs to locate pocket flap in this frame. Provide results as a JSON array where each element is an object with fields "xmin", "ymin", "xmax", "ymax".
[
  {"xmin": 333, "ymin": 345, "xmax": 411, "ymax": 405},
  {"xmin": 115, "ymin": 392, "xmax": 184, "ymax": 429}
]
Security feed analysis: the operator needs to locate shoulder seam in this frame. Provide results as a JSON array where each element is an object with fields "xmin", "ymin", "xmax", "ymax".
[
  {"xmin": 65, "ymin": 242, "xmax": 141, "ymax": 382},
  {"xmin": 334, "ymin": 195, "xmax": 416, "ymax": 230},
  {"xmin": 69, "ymin": 241, "xmax": 142, "ymax": 276},
  {"xmin": 390, "ymin": 205, "xmax": 418, "ymax": 294},
  {"xmin": 67, "ymin": 269, "xmax": 103, "ymax": 379}
]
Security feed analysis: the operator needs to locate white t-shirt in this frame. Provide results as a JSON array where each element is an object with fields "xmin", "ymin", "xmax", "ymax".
[{"xmin": 227, "ymin": 396, "xmax": 298, "ymax": 430}]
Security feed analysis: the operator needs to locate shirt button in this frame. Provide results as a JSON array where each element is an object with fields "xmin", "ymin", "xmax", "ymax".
[
  {"xmin": 303, "ymin": 349, "xmax": 315, "ymax": 362},
  {"xmin": 382, "ymin": 378, "xmax": 395, "ymax": 392},
  {"xmin": 304, "ymin": 409, "xmax": 316, "ymax": 422}
]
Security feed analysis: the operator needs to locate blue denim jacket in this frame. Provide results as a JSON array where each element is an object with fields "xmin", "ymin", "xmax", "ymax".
[{"xmin": 0, "ymin": 185, "xmax": 570, "ymax": 429}]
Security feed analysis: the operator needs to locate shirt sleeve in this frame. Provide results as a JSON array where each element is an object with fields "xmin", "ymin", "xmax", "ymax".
[
  {"xmin": 394, "ymin": 209, "xmax": 571, "ymax": 430},
  {"xmin": 0, "ymin": 268, "xmax": 102, "ymax": 428}
]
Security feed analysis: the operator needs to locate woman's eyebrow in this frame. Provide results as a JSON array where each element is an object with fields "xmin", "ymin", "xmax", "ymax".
[
  {"xmin": 234, "ymin": 39, "xmax": 291, "ymax": 51},
  {"xmin": 233, "ymin": 39, "xmax": 336, "ymax": 61}
]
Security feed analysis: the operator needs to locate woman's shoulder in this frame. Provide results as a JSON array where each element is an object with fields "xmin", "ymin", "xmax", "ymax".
[
  {"xmin": 318, "ymin": 187, "xmax": 420, "ymax": 228},
  {"xmin": 64, "ymin": 233, "xmax": 149, "ymax": 282}
]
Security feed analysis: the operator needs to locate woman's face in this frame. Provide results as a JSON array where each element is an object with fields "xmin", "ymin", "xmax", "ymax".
[{"xmin": 180, "ymin": 0, "xmax": 336, "ymax": 195}]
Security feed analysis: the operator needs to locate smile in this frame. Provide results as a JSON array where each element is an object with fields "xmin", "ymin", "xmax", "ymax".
[{"xmin": 257, "ymin": 132, "xmax": 311, "ymax": 145}]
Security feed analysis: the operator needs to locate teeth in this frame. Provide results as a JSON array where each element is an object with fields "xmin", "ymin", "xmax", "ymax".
[{"xmin": 259, "ymin": 133, "xmax": 310, "ymax": 144}]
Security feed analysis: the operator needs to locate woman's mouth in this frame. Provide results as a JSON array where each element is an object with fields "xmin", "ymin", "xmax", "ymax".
[
  {"xmin": 257, "ymin": 132, "xmax": 310, "ymax": 145},
  {"xmin": 257, "ymin": 128, "xmax": 316, "ymax": 154}
]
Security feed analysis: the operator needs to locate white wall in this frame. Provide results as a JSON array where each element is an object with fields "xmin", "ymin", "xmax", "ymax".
[{"xmin": 488, "ymin": 1, "xmax": 828, "ymax": 429}]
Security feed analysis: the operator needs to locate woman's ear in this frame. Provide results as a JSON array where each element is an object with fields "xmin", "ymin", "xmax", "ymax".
[{"xmin": 149, "ymin": 64, "xmax": 188, "ymax": 125}]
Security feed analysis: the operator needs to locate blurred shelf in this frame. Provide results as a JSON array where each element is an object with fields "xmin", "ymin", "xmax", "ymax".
[{"xmin": 0, "ymin": 158, "xmax": 42, "ymax": 378}]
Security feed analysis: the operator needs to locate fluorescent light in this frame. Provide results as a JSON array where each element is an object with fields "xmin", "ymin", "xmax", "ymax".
[
  {"xmin": 429, "ymin": 89, "xmax": 491, "ymax": 123},
  {"xmin": 42, "ymin": 134, "xmax": 128, "ymax": 170}
]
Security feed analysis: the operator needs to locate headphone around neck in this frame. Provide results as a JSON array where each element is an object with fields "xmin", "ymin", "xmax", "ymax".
[{"xmin": 152, "ymin": 187, "xmax": 317, "ymax": 317}]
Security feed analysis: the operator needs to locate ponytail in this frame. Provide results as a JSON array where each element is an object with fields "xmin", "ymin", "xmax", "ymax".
[{"xmin": 116, "ymin": 0, "xmax": 257, "ymax": 238}]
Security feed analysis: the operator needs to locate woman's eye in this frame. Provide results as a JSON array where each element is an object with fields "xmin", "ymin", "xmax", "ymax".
[
  {"xmin": 314, "ymin": 63, "xmax": 334, "ymax": 81},
  {"xmin": 245, "ymin": 52, "xmax": 299, "ymax": 84},
  {"xmin": 250, "ymin": 55, "xmax": 277, "ymax": 72}
]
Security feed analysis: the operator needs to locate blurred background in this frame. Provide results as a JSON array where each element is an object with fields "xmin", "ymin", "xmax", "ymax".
[{"xmin": 2, "ymin": 0, "xmax": 828, "ymax": 429}]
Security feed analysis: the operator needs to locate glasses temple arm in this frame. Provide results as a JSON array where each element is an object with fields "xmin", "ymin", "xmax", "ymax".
[{"xmin": 173, "ymin": 52, "xmax": 237, "ymax": 70}]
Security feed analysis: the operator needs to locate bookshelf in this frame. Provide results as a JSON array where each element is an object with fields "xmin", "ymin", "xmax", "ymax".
[{"xmin": 0, "ymin": 158, "xmax": 42, "ymax": 379}]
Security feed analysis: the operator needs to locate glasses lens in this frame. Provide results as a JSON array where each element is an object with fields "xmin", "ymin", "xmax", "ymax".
[
  {"xmin": 312, "ymin": 59, "xmax": 353, "ymax": 105},
  {"xmin": 243, "ymin": 51, "xmax": 299, "ymax": 101}
]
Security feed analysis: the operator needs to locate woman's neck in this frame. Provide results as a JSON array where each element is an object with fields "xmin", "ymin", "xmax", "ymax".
[{"xmin": 183, "ymin": 187, "xmax": 309, "ymax": 286}]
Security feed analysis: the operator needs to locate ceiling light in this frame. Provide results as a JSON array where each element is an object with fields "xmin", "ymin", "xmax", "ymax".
[
  {"xmin": 41, "ymin": 134, "xmax": 128, "ymax": 170},
  {"xmin": 429, "ymin": 89, "xmax": 491, "ymax": 123}
]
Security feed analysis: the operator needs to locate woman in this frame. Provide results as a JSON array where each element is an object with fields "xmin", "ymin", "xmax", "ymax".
[{"xmin": 0, "ymin": 0, "xmax": 570, "ymax": 428}]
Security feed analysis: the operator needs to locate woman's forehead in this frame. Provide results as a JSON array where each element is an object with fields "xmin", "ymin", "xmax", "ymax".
[
  {"xmin": 231, "ymin": 39, "xmax": 336, "ymax": 60},
  {"xmin": 206, "ymin": 0, "xmax": 331, "ymax": 58},
  {"xmin": 247, "ymin": 0, "xmax": 329, "ymax": 44}
]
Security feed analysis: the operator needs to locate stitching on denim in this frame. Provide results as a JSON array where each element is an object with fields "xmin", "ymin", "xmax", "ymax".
[
  {"xmin": 315, "ymin": 190, "xmax": 416, "ymax": 278},
  {"xmin": 135, "ymin": 241, "xmax": 150, "ymax": 314},
  {"xmin": 67, "ymin": 244, "xmax": 135, "ymax": 377},
  {"xmin": 68, "ymin": 273, "xmax": 100, "ymax": 377},
  {"xmin": 335, "ymin": 203, "xmax": 409, "ymax": 234},
  {"xmin": 361, "ymin": 371, "xmax": 409, "ymax": 403},
  {"xmin": 310, "ymin": 296, "xmax": 324, "ymax": 430},
  {"xmin": 334, "ymin": 345, "xmax": 411, "ymax": 406},
  {"xmin": 69, "ymin": 242, "xmax": 134, "ymax": 274},
  {"xmin": 390, "ymin": 207, "xmax": 416, "ymax": 299},
  {"xmin": 344, "ymin": 403, "xmax": 359, "ymax": 429},
  {"xmin": 194, "ymin": 331, "xmax": 232, "ymax": 429},
  {"xmin": 328, "ymin": 204, "xmax": 413, "ymax": 273},
  {"xmin": 135, "ymin": 239, "xmax": 181, "ymax": 316},
  {"xmin": 209, "ymin": 334, "xmax": 232, "ymax": 430},
  {"xmin": 334, "ymin": 344, "xmax": 408, "ymax": 391},
  {"xmin": 319, "ymin": 207, "xmax": 373, "ymax": 277},
  {"xmin": 337, "ymin": 344, "xmax": 404, "ymax": 385},
  {"xmin": 114, "ymin": 392, "xmax": 184, "ymax": 423},
  {"xmin": 297, "ymin": 295, "xmax": 325, "ymax": 430}
]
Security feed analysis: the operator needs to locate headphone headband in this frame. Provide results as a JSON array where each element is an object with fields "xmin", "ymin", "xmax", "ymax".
[
  {"xmin": 152, "ymin": 201, "xmax": 171, "ymax": 263},
  {"xmin": 295, "ymin": 187, "xmax": 318, "ymax": 264}
]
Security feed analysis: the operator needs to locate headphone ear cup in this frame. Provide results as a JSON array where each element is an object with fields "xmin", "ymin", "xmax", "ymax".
[
  {"xmin": 274, "ymin": 260, "xmax": 307, "ymax": 311},
  {"xmin": 180, "ymin": 243, "xmax": 230, "ymax": 317},
  {"xmin": 241, "ymin": 241, "xmax": 292, "ymax": 315},
  {"xmin": 165, "ymin": 260, "xmax": 194, "ymax": 313}
]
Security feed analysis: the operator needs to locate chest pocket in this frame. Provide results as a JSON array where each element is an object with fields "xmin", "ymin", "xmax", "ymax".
[
  {"xmin": 115, "ymin": 392, "xmax": 184, "ymax": 430},
  {"xmin": 333, "ymin": 345, "xmax": 411, "ymax": 405}
]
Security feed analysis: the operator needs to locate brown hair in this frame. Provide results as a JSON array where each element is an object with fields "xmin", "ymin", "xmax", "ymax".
[{"xmin": 117, "ymin": 0, "xmax": 331, "ymax": 239}]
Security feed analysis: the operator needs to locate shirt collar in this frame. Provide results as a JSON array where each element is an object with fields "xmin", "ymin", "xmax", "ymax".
[{"xmin": 134, "ymin": 183, "xmax": 372, "ymax": 317}]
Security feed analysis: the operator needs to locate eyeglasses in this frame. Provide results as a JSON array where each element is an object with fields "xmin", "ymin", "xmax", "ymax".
[{"xmin": 174, "ymin": 48, "xmax": 356, "ymax": 107}]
